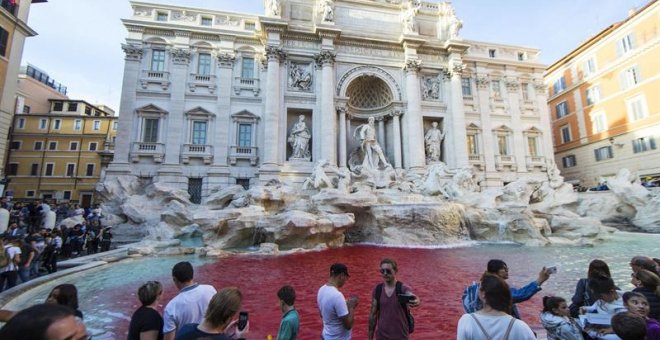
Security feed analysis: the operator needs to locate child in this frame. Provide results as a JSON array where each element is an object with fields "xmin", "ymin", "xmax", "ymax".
[
  {"xmin": 623, "ymin": 292, "xmax": 660, "ymax": 340},
  {"xmin": 580, "ymin": 275, "xmax": 626, "ymax": 339},
  {"xmin": 540, "ymin": 296, "xmax": 584, "ymax": 340},
  {"xmin": 611, "ymin": 312, "xmax": 647, "ymax": 340}
]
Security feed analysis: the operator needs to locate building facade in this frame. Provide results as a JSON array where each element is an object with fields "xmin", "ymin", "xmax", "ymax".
[
  {"xmin": 6, "ymin": 67, "xmax": 116, "ymax": 205},
  {"xmin": 546, "ymin": 0, "xmax": 660, "ymax": 187},
  {"xmin": 0, "ymin": 0, "xmax": 46, "ymax": 187},
  {"xmin": 107, "ymin": 0, "xmax": 553, "ymax": 202}
]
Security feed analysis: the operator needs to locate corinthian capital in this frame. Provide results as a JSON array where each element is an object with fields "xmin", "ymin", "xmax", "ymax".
[
  {"xmin": 122, "ymin": 44, "xmax": 143, "ymax": 61},
  {"xmin": 265, "ymin": 46, "xmax": 286, "ymax": 63},
  {"xmin": 404, "ymin": 59, "xmax": 421, "ymax": 73},
  {"xmin": 450, "ymin": 63, "xmax": 465, "ymax": 77},
  {"xmin": 314, "ymin": 50, "xmax": 336, "ymax": 66},
  {"xmin": 217, "ymin": 52, "xmax": 236, "ymax": 68},
  {"xmin": 505, "ymin": 78, "xmax": 519, "ymax": 91},
  {"xmin": 170, "ymin": 48, "xmax": 192, "ymax": 64},
  {"xmin": 475, "ymin": 75, "xmax": 489, "ymax": 89}
]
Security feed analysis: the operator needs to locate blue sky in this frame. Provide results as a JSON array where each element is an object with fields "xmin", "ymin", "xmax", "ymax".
[{"xmin": 22, "ymin": 0, "xmax": 649, "ymax": 112}]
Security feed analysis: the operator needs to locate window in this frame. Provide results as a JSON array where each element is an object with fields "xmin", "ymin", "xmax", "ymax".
[
  {"xmin": 66, "ymin": 164, "xmax": 75, "ymax": 177},
  {"xmin": 627, "ymin": 95, "xmax": 648, "ymax": 122},
  {"xmin": 491, "ymin": 80, "xmax": 501, "ymax": 98},
  {"xmin": 44, "ymin": 163, "xmax": 54, "ymax": 176},
  {"xmin": 93, "ymin": 120, "xmax": 101, "ymax": 131},
  {"xmin": 562, "ymin": 155, "xmax": 577, "ymax": 168},
  {"xmin": 48, "ymin": 141, "xmax": 57, "ymax": 150},
  {"xmin": 85, "ymin": 106, "xmax": 92, "ymax": 115},
  {"xmin": 53, "ymin": 102, "xmax": 63, "ymax": 111},
  {"xmin": 26, "ymin": 190, "xmax": 35, "ymax": 198},
  {"xmin": 244, "ymin": 22, "xmax": 256, "ymax": 30},
  {"xmin": 591, "ymin": 111, "xmax": 607, "ymax": 133},
  {"xmin": 238, "ymin": 124, "xmax": 252, "ymax": 147},
  {"xmin": 156, "ymin": 12, "xmax": 168, "ymax": 21},
  {"xmin": 192, "ymin": 121, "xmax": 207, "ymax": 145},
  {"xmin": 552, "ymin": 76, "xmax": 566, "ymax": 95},
  {"xmin": 517, "ymin": 52, "xmax": 526, "ymax": 61},
  {"xmin": 488, "ymin": 49, "xmax": 496, "ymax": 58},
  {"xmin": 497, "ymin": 135, "xmax": 509, "ymax": 155},
  {"xmin": 22, "ymin": 105, "xmax": 30, "ymax": 114},
  {"xmin": 521, "ymin": 83, "xmax": 533, "ymax": 101},
  {"xmin": 560, "ymin": 125, "xmax": 571, "ymax": 144},
  {"xmin": 53, "ymin": 119, "xmax": 61, "ymax": 130},
  {"xmin": 527, "ymin": 136, "xmax": 538, "ymax": 157},
  {"xmin": 10, "ymin": 141, "xmax": 20, "ymax": 150},
  {"xmin": 113, "ymin": 121, "xmax": 118, "ymax": 130},
  {"xmin": 467, "ymin": 134, "xmax": 478, "ymax": 156},
  {"xmin": 16, "ymin": 118, "xmax": 25, "ymax": 129},
  {"xmin": 620, "ymin": 65, "xmax": 641, "ymax": 90},
  {"xmin": 34, "ymin": 141, "xmax": 43, "ymax": 150},
  {"xmin": 68, "ymin": 102, "xmax": 78, "ymax": 112},
  {"xmin": 39, "ymin": 119, "xmax": 48, "ymax": 129},
  {"xmin": 143, "ymin": 118, "xmax": 159, "ymax": 143},
  {"xmin": 461, "ymin": 78, "xmax": 472, "ymax": 96},
  {"xmin": 197, "ymin": 53, "xmax": 212, "ymax": 75},
  {"xmin": 63, "ymin": 191, "xmax": 72, "ymax": 200},
  {"xmin": 85, "ymin": 164, "xmax": 95, "ymax": 176},
  {"xmin": 241, "ymin": 57, "xmax": 255, "ymax": 78},
  {"xmin": 632, "ymin": 136, "xmax": 657, "ymax": 154},
  {"xmin": 30, "ymin": 164, "xmax": 39, "ymax": 176},
  {"xmin": 617, "ymin": 33, "xmax": 635, "ymax": 56},
  {"xmin": 0, "ymin": 27, "xmax": 8, "ymax": 57},
  {"xmin": 584, "ymin": 57, "xmax": 596, "ymax": 77},
  {"xmin": 74, "ymin": 119, "xmax": 82, "ymax": 131},
  {"xmin": 89, "ymin": 142, "xmax": 97, "ymax": 151},
  {"xmin": 151, "ymin": 49, "xmax": 166, "ymax": 72},
  {"xmin": 69, "ymin": 142, "xmax": 78, "ymax": 151},
  {"xmin": 555, "ymin": 101, "xmax": 569, "ymax": 119},
  {"xmin": 594, "ymin": 146, "xmax": 613, "ymax": 161},
  {"xmin": 201, "ymin": 17, "xmax": 213, "ymax": 26},
  {"xmin": 586, "ymin": 86, "xmax": 601, "ymax": 106},
  {"xmin": 7, "ymin": 163, "xmax": 18, "ymax": 176}
]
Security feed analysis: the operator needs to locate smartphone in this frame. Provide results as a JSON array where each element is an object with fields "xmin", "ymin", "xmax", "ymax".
[
  {"xmin": 238, "ymin": 311, "xmax": 248, "ymax": 331},
  {"xmin": 397, "ymin": 294, "xmax": 415, "ymax": 304},
  {"xmin": 547, "ymin": 266, "xmax": 557, "ymax": 274}
]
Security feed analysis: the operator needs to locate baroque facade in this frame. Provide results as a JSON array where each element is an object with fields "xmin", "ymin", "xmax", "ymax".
[
  {"xmin": 546, "ymin": 0, "xmax": 660, "ymax": 187},
  {"xmin": 107, "ymin": 0, "xmax": 553, "ymax": 201}
]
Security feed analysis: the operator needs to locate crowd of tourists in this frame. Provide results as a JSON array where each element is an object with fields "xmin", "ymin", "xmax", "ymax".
[
  {"xmin": 0, "ymin": 199, "xmax": 113, "ymax": 292},
  {"xmin": 0, "ymin": 254, "xmax": 658, "ymax": 339}
]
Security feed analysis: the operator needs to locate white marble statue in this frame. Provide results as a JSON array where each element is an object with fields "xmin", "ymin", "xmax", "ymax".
[
  {"xmin": 288, "ymin": 115, "xmax": 311, "ymax": 160},
  {"xmin": 447, "ymin": 9, "xmax": 463, "ymax": 39},
  {"xmin": 354, "ymin": 117, "xmax": 391, "ymax": 171},
  {"xmin": 319, "ymin": 0, "xmax": 334, "ymax": 22},
  {"xmin": 289, "ymin": 63, "xmax": 312, "ymax": 91},
  {"xmin": 437, "ymin": 2, "xmax": 462, "ymax": 40},
  {"xmin": 302, "ymin": 160, "xmax": 334, "ymax": 190},
  {"xmin": 266, "ymin": 0, "xmax": 281, "ymax": 17},
  {"xmin": 424, "ymin": 122, "xmax": 446, "ymax": 163},
  {"xmin": 402, "ymin": 0, "xmax": 420, "ymax": 34}
]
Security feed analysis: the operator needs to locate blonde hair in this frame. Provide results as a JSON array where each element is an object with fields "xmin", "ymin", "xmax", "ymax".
[{"xmin": 204, "ymin": 287, "xmax": 242, "ymax": 328}]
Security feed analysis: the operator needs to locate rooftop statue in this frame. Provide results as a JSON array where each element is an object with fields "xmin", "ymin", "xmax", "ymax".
[
  {"xmin": 266, "ymin": 0, "xmax": 281, "ymax": 17},
  {"xmin": 319, "ymin": 0, "xmax": 335, "ymax": 22}
]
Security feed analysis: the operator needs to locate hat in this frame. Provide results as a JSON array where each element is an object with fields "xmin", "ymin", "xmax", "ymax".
[{"xmin": 330, "ymin": 263, "xmax": 350, "ymax": 277}]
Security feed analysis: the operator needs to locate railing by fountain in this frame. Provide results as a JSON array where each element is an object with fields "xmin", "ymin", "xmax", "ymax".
[
  {"xmin": 229, "ymin": 145, "xmax": 258, "ymax": 165},
  {"xmin": 233, "ymin": 77, "xmax": 260, "ymax": 95},
  {"xmin": 495, "ymin": 154, "xmax": 516, "ymax": 171},
  {"xmin": 131, "ymin": 142, "xmax": 165, "ymax": 163},
  {"xmin": 181, "ymin": 144, "xmax": 213, "ymax": 164},
  {"xmin": 140, "ymin": 70, "xmax": 170, "ymax": 90}
]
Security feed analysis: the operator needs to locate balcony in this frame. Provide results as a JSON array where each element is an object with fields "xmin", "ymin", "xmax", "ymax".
[
  {"xmin": 526, "ymin": 155, "xmax": 547, "ymax": 171},
  {"xmin": 233, "ymin": 77, "xmax": 260, "ymax": 96},
  {"xmin": 495, "ymin": 154, "xmax": 516, "ymax": 171},
  {"xmin": 229, "ymin": 145, "xmax": 258, "ymax": 166},
  {"xmin": 188, "ymin": 73, "xmax": 216, "ymax": 94},
  {"xmin": 140, "ymin": 70, "xmax": 170, "ymax": 91},
  {"xmin": 131, "ymin": 142, "xmax": 165, "ymax": 163},
  {"xmin": 468, "ymin": 154, "xmax": 485, "ymax": 171},
  {"xmin": 181, "ymin": 144, "xmax": 213, "ymax": 164}
]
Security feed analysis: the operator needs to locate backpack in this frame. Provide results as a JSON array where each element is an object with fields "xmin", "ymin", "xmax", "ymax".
[
  {"xmin": 462, "ymin": 281, "xmax": 483, "ymax": 313},
  {"xmin": 0, "ymin": 246, "xmax": 11, "ymax": 268},
  {"xmin": 375, "ymin": 281, "xmax": 414, "ymax": 333}
]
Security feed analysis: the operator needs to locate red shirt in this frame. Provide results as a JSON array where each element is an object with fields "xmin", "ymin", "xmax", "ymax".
[{"xmin": 373, "ymin": 283, "xmax": 412, "ymax": 340}]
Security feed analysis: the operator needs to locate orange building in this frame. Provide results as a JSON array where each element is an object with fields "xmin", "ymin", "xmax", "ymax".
[{"xmin": 545, "ymin": 0, "xmax": 660, "ymax": 187}]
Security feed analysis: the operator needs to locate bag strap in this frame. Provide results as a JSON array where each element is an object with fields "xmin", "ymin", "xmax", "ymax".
[
  {"xmin": 503, "ymin": 317, "xmax": 516, "ymax": 340},
  {"xmin": 375, "ymin": 283, "xmax": 383, "ymax": 311},
  {"xmin": 469, "ymin": 314, "xmax": 492, "ymax": 340}
]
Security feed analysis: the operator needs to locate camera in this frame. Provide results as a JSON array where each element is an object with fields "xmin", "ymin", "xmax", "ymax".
[
  {"xmin": 547, "ymin": 266, "xmax": 557, "ymax": 274},
  {"xmin": 238, "ymin": 311, "xmax": 248, "ymax": 331},
  {"xmin": 398, "ymin": 294, "xmax": 415, "ymax": 304}
]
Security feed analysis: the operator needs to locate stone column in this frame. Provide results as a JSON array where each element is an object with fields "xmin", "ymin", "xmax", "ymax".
[
  {"xmin": 475, "ymin": 73, "xmax": 497, "ymax": 173},
  {"xmin": 377, "ymin": 117, "xmax": 386, "ymax": 150},
  {"xmin": 390, "ymin": 110, "xmax": 403, "ymax": 169},
  {"xmin": 262, "ymin": 46, "xmax": 285, "ymax": 168},
  {"xmin": 403, "ymin": 59, "xmax": 425, "ymax": 170},
  {"xmin": 534, "ymin": 81, "xmax": 555, "ymax": 161},
  {"xmin": 164, "ymin": 48, "xmax": 191, "ymax": 165},
  {"xmin": 505, "ymin": 77, "xmax": 527, "ymax": 172},
  {"xmin": 338, "ymin": 107, "xmax": 347, "ymax": 168},
  {"xmin": 111, "ymin": 44, "xmax": 143, "ymax": 167},
  {"xmin": 448, "ymin": 62, "xmax": 469, "ymax": 168},
  {"xmin": 214, "ymin": 53, "xmax": 235, "ymax": 167},
  {"xmin": 315, "ymin": 50, "xmax": 337, "ymax": 165}
]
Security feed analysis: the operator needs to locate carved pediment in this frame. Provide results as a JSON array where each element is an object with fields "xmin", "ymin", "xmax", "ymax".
[
  {"xmin": 136, "ymin": 104, "xmax": 168, "ymax": 115},
  {"xmin": 185, "ymin": 106, "xmax": 215, "ymax": 118},
  {"xmin": 231, "ymin": 110, "xmax": 260, "ymax": 122}
]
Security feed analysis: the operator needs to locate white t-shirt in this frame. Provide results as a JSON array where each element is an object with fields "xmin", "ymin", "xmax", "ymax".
[
  {"xmin": 317, "ymin": 284, "xmax": 350, "ymax": 340},
  {"xmin": 1, "ymin": 245, "xmax": 21, "ymax": 272},
  {"xmin": 456, "ymin": 313, "xmax": 536, "ymax": 340},
  {"xmin": 162, "ymin": 283, "xmax": 216, "ymax": 334}
]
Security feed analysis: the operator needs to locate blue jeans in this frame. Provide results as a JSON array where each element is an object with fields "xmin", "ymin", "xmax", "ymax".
[{"xmin": 18, "ymin": 266, "xmax": 30, "ymax": 283}]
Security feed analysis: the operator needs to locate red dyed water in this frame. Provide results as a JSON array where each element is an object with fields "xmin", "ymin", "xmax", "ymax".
[{"xmin": 110, "ymin": 245, "xmax": 547, "ymax": 339}]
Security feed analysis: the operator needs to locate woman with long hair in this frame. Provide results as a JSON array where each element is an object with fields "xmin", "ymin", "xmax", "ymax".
[
  {"xmin": 569, "ymin": 259, "xmax": 611, "ymax": 317},
  {"xmin": 46, "ymin": 284, "xmax": 83, "ymax": 320},
  {"xmin": 540, "ymin": 296, "xmax": 583, "ymax": 340},
  {"xmin": 457, "ymin": 274, "xmax": 535, "ymax": 340},
  {"xmin": 174, "ymin": 287, "xmax": 249, "ymax": 340}
]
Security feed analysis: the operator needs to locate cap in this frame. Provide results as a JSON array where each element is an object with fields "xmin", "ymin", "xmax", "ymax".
[{"xmin": 330, "ymin": 263, "xmax": 349, "ymax": 277}]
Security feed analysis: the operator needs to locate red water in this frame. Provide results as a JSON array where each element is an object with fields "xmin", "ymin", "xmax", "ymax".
[{"xmin": 107, "ymin": 245, "xmax": 548, "ymax": 339}]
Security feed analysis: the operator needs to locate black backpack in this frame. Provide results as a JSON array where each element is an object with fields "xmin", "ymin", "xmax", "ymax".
[{"xmin": 375, "ymin": 281, "xmax": 415, "ymax": 333}]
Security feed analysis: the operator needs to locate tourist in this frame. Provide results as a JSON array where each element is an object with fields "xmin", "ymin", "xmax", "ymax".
[
  {"xmin": 46, "ymin": 283, "xmax": 84, "ymax": 319},
  {"xmin": 4, "ymin": 222, "xmax": 26, "ymax": 239},
  {"xmin": 100, "ymin": 226, "xmax": 113, "ymax": 252},
  {"xmin": 44, "ymin": 229, "xmax": 62, "ymax": 273},
  {"xmin": 623, "ymin": 292, "xmax": 660, "ymax": 339},
  {"xmin": 580, "ymin": 275, "xmax": 625, "ymax": 339},
  {"xmin": 175, "ymin": 287, "xmax": 248, "ymax": 340},
  {"xmin": 15, "ymin": 238, "xmax": 35, "ymax": 283},
  {"xmin": 630, "ymin": 256, "xmax": 659, "ymax": 275},
  {"xmin": 317, "ymin": 263, "xmax": 358, "ymax": 340},
  {"xmin": 368, "ymin": 258, "xmax": 419, "ymax": 340},
  {"xmin": 631, "ymin": 269, "xmax": 660, "ymax": 320},
  {"xmin": 570, "ymin": 259, "xmax": 612, "ymax": 317},
  {"xmin": 128, "ymin": 281, "xmax": 164, "ymax": 340},
  {"xmin": 539, "ymin": 296, "xmax": 583, "ymax": 340},
  {"xmin": 0, "ymin": 236, "xmax": 22, "ymax": 292},
  {"xmin": 611, "ymin": 312, "xmax": 647, "ymax": 340},
  {"xmin": 163, "ymin": 261, "xmax": 217, "ymax": 340},
  {"xmin": 276, "ymin": 285, "xmax": 299, "ymax": 340},
  {"xmin": 0, "ymin": 303, "xmax": 88, "ymax": 340},
  {"xmin": 457, "ymin": 274, "xmax": 535, "ymax": 339}
]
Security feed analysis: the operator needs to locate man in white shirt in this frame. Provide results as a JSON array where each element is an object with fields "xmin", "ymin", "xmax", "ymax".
[
  {"xmin": 0, "ymin": 237, "xmax": 22, "ymax": 292},
  {"xmin": 317, "ymin": 263, "xmax": 358, "ymax": 340},
  {"xmin": 162, "ymin": 261, "xmax": 217, "ymax": 340}
]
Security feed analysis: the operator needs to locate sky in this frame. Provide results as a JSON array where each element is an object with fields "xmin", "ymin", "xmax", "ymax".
[{"xmin": 22, "ymin": 0, "xmax": 650, "ymax": 113}]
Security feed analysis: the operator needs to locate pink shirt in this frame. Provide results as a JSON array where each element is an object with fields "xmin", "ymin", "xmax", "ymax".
[{"xmin": 373, "ymin": 283, "xmax": 412, "ymax": 340}]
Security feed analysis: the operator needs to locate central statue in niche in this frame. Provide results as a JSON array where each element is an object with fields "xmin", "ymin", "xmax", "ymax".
[{"xmin": 350, "ymin": 116, "xmax": 391, "ymax": 172}]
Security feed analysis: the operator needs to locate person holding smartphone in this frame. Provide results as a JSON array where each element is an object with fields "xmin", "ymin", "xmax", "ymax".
[
  {"xmin": 174, "ymin": 287, "xmax": 249, "ymax": 340},
  {"xmin": 368, "ymin": 258, "xmax": 420, "ymax": 340}
]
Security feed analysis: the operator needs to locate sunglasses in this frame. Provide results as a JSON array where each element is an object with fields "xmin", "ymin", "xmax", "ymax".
[{"xmin": 380, "ymin": 268, "xmax": 393, "ymax": 275}]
